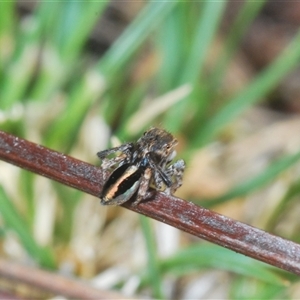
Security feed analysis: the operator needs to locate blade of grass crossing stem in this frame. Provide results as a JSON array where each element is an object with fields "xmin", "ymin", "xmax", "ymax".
[
  {"xmin": 195, "ymin": 29, "xmax": 300, "ymax": 147},
  {"xmin": 210, "ymin": 0, "xmax": 267, "ymax": 88},
  {"xmin": 139, "ymin": 216, "xmax": 164, "ymax": 299},
  {"xmin": 201, "ymin": 150, "xmax": 300, "ymax": 207},
  {"xmin": 161, "ymin": 244, "xmax": 285, "ymax": 286},
  {"xmin": 0, "ymin": 186, "xmax": 55, "ymax": 269},
  {"xmin": 164, "ymin": 1, "xmax": 227, "ymax": 132},
  {"xmin": 97, "ymin": 1, "xmax": 178, "ymax": 80}
]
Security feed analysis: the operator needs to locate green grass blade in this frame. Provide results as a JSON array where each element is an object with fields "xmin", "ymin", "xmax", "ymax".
[
  {"xmin": 161, "ymin": 244, "xmax": 285, "ymax": 285},
  {"xmin": 230, "ymin": 276, "xmax": 287, "ymax": 300},
  {"xmin": 98, "ymin": 1, "xmax": 178, "ymax": 79},
  {"xmin": 29, "ymin": 1, "xmax": 108, "ymax": 102},
  {"xmin": 59, "ymin": 1, "xmax": 109, "ymax": 62},
  {"xmin": 0, "ymin": 1, "xmax": 15, "ymax": 36},
  {"xmin": 139, "ymin": 216, "xmax": 164, "ymax": 299},
  {"xmin": 34, "ymin": 1, "xmax": 61, "ymax": 37},
  {"xmin": 180, "ymin": 2, "xmax": 226, "ymax": 85},
  {"xmin": 0, "ymin": 1, "xmax": 16, "ymax": 69},
  {"xmin": 211, "ymin": 0, "xmax": 267, "ymax": 88},
  {"xmin": 34, "ymin": 0, "xmax": 107, "ymax": 60},
  {"xmin": 196, "ymin": 29, "xmax": 300, "ymax": 146},
  {"xmin": 19, "ymin": 171, "xmax": 35, "ymax": 227},
  {"xmin": 155, "ymin": 4, "xmax": 187, "ymax": 92},
  {"xmin": 0, "ymin": 23, "xmax": 41, "ymax": 109},
  {"xmin": 44, "ymin": 71, "xmax": 104, "ymax": 151},
  {"xmin": 164, "ymin": 1, "xmax": 227, "ymax": 131},
  {"xmin": 0, "ymin": 186, "xmax": 55, "ymax": 269},
  {"xmin": 266, "ymin": 180, "xmax": 300, "ymax": 232},
  {"xmin": 200, "ymin": 150, "xmax": 300, "ymax": 206}
]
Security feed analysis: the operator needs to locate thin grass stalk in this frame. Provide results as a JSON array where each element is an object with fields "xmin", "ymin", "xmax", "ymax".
[
  {"xmin": 139, "ymin": 216, "xmax": 164, "ymax": 299},
  {"xmin": 196, "ymin": 29, "xmax": 300, "ymax": 146}
]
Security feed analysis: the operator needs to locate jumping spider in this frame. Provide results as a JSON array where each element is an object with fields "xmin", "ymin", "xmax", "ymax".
[{"xmin": 97, "ymin": 127, "xmax": 185, "ymax": 206}]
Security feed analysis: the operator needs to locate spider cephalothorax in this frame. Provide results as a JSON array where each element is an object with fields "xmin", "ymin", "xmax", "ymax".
[{"xmin": 97, "ymin": 127, "xmax": 185, "ymax": 205}]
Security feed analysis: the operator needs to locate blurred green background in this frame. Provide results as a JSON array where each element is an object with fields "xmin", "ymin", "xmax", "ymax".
[{"xmin": 1, "ymin": 1, "xmax": 300, "ymax": 298}]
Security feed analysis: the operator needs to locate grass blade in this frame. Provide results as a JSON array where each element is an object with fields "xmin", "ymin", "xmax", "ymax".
[
  {"xmin": 210, "ymin": 0, "xmax": 267, "ymax": 88},
  {"xmin": 98, "ymin": 1, "xmax": 178, "ymax": 79},
  {"xmin": 140, "ymin": 216, "xmax": 164, "ymax": 299},
  {"xmin": 200, "ymin": 150, "xmax": 300, "ymax": 206},
  {"xmin": 164, "ymin": 1, "xmax": 227, "ymax": 131},
  {"xmin": 0, "ymin": 186, "xmax": 55, "ymax": 269},
  {"xmin": 196, "ymin": 29, "xmax": 300, "ymax": 146},
  {"xmin": 161, "ymin": 244, "xmax": 285, "ymax": 285}
]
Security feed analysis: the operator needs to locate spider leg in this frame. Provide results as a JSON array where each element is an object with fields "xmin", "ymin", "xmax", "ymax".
[
  {"xmin": 101, "ymin": 156, "xmax": 126, "ymax": 181},
  {"xmin": 147, "ymin": 153, "xmax": 172, "ymax": 187},
  {"xmin": 153, "ymin": 168, "xmax": 163, "ymax": 190},
  {"xmin": 165, "ymin": 159, "xmax": 185, "ymax": 194},
  {"xmin": 101, "ymin": 155, "xmax": 125, "ymax": 169},
  {"xmin": 97, "ymin": 143, "xmax": 134, "ymax": 159},
  {"xmin": 132, "ymin": 168, "xmax": 152, "ymax": 206},
  {"xmin": 98, "ymin": 143, "xmax": 134, "ymax": 182}
]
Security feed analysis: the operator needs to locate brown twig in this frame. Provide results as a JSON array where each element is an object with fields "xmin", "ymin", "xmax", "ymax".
[
  {"xmin": 1, "ymin": 130, "xmax": 300, "ymax": 277},
  {"xmin": 0, "ymin": 259, "xmax": 129, "ymax": 299}
]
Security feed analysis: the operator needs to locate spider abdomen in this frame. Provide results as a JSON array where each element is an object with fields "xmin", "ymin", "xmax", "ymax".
[{"xmin": 100, "ymin": 164, "xmax": 143, "ymax": 205}]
